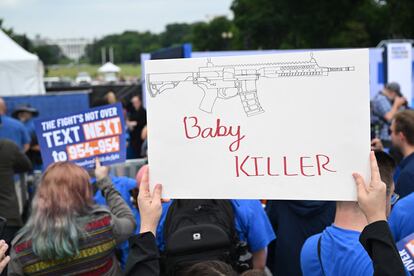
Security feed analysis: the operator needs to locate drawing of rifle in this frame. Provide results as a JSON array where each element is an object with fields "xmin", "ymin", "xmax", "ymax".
[{"xmin": 146, "ymin": 54, "xmax": 355, "ymax": 117}]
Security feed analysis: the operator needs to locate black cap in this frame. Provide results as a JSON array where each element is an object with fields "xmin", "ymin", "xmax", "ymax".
[{"xmin": 12, "ymin": 104, "xmax": 39, "ymax": 118}]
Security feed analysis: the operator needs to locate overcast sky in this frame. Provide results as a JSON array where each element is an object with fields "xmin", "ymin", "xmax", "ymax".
[{"xmin": 0, "ymin": 0, "xmax": 233, "ymax": 39}]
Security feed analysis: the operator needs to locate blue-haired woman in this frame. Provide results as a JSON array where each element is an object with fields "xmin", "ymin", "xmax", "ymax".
[{"xmin": 8, "ymin": 160, "xmax": 135, "ymax": 275}]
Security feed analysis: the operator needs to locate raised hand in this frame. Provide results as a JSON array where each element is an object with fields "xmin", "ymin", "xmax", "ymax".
[
  {"xmin": 137, "ymin": 166, "xmax": 163, "ymax": 236},
  {"xmin": 353, "ymin": 151, "xmax": 387, "ymax": 224},
  {"xmin": 0, "ymin": 240, "xmax": 10, "ymax": 274},
  {"xmin": 95, "ymin": 159, "xmax": 109, "ymax": 181}
]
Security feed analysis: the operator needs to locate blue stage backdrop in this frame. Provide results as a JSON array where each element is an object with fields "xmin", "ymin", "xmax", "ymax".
[{"xmin": 4, "ymin": 91, "xmax": 90, "ymax": 120}]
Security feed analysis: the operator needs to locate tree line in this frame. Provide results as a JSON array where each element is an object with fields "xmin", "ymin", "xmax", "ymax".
[{"xmin": 2, "ymin": 0, "xmax": 413, "ymax": 65}]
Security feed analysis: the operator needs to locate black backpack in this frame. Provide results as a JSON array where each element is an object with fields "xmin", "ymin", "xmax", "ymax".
[{"xmin": 162, "ymin": 199, "xmax": 246, "ymax": 275}]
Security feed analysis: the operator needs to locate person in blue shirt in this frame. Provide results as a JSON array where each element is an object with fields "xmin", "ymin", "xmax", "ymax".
[
  {"xmin": 12, "ymin": 104, "xmax": 42, "ymax": 170},
  {"xmin": 390, "ymin": 110, "xmax": 414, "ymax": 199},
  {"xmin": 136, "ymin": 163, "xmax": 275, "ymax": 270},
  {"xmin": 11, "ymin": 106, "xmax": 37, "ymax": 137},
  {"xmin": 266, "ymin": 200, "xmax": 335, "ymax": 276},
  {"xmin": 0, "ymin": 98, "xmax": 31, "ymax": 151},
  {"xmin": 301, "ymin": 151, "xmax": 397, "ymax": 276},
  {"xmin": 92, "ymin": 174, "xmax": 138, "ymax": 270},
  {"xmin": 389, "ymin": 192, "xmax": 414, "ymax": 243},
  {"xmin": 93, "ymin": 175, "xmax": 137, "ymax": 210}
]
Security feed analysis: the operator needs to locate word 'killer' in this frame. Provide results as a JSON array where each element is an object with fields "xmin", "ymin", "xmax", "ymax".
[{"xmin": 234, "ymin": 154, "xmax": 337, "ymax": 177}]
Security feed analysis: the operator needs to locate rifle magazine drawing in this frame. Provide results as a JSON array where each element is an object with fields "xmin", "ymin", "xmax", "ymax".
[{"xmin": 146, "ymin": 53, "xmax": 355, "ymax": 117}]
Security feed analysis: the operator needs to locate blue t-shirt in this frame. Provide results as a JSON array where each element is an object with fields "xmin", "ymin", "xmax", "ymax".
[
  {"xmin": 301, "ymin": 225, "xmax": 373, "ymax": 276},
  {"xmin": 24, "ymin": 119, "xmax": 36, "ymax": 137},
  {"xmin": 93, "ymin": 175, "xmax": 137, "ymax": 210},
  {"xmin": 394, "ymin": 153, "xmax": 414, "ymax": 199},
  {"xmin": 389, "ymin": 192, "xmax": 414, "ymax": 242},
  {"xmin": 156, "ymin": 200, "xmax": 276, "ymax": 253},
  {"xmin": 0, "ymin": 115, "xmax": 31, "ymax": 149}
]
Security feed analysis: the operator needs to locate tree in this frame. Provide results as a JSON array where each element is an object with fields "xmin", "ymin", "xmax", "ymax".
[
  {"xmin": 0, "ymin": 19, "xmax": 13, "ymax": 35},
  {"xmin": 385, "ymin": 0, "xmax": 414, "ymax": 39},
  {"xmin": 85, "ymin": 16, "xmax": 238, "ymax": 63},
  {"xmin": 85, "ymin": 31, "xmax": 161, "ymax": 64},
  {"xmin": 160, "ymin": 23, "xmax": 192, "ymax": 47},
  {"xmin": 1, "ymin": 19, "xmax": 34, "ymax": 51},
  {"xmin": 32, "ymin": 45, "xmax": 64, "ymax": 65},
  {"xmin": 191, "ymin": 16, "xmax": 236, "ymax": 51},
  {"xmin": 231, "ymin": 0, "xmax": 390, "ymax": 49}
]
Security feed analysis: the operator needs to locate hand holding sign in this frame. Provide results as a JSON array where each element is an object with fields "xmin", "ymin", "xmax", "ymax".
[
  {"xmin": 353, "ymin": 151, "xmax": 387, "ymax": 224},
  {"xmin": 371, "ymin": 138, "xmax": 384, "ymax": 151},
  {"xmin": 95, "ymin": 159, "xmax": 109, "ymax": 181},
  {"xmin": 137, "ymin": 166, "xmax": 163, "ymax": 236}
]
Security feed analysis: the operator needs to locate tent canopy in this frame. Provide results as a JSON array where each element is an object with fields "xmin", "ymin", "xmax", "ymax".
[
  {"xmin": 98, "ymin": 62, "xmax": 121, "ymax": 73},
  {"xmin": 0, "ymin": 29, "xmax": 45, "ymax": 96}
]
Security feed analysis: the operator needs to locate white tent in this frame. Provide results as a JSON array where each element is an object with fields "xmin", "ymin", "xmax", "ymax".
[
  {"xmin": 0, "ymin": 29, "xmax": 45, "ymax": 96},
  {"xmin": 98, "ymin": 62, "xmax": 121, "ymax": 82},
  {"xmin": 98, "ymin": 62, "xmax": 121, "ymax": 73}
]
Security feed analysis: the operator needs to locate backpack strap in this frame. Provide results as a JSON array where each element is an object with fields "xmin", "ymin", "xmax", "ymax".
[{"xmin": 317, "ymin": 236, "xmax": 326, "ymax": 276}]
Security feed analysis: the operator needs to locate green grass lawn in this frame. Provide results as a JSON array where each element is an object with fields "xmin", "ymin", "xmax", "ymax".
[{"xmin": 46, "ymin": 64, "xmax": 142, "ymax": 79}]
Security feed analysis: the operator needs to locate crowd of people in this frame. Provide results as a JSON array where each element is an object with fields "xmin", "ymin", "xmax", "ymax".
[{"xmin": 0, "ymin": 80, "xmax": 413, "ymax": 276}]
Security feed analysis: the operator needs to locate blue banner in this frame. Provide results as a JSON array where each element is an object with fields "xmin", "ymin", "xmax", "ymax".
[
  {"xmin": 397, "ymin": 233, "xmax": 414, "ymax": 274},
  {"xmin": 35, "ymin": 103, "xmax": 126, "ymax": 169}
]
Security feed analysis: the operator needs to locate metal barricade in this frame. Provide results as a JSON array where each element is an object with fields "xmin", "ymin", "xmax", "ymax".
[{"xmin": 109, "ymin": 158, "xmax": 148, "ymax": 179}]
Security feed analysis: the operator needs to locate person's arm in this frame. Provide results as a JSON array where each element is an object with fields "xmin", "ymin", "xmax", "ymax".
[
  {"xmin": 125, "ymin": 166, "xmax": 163, "ymax": 276},
  {"xmin": 125, "ymin": 232, "xmax": 160, "ymax": 276},
  {"xmin": 22, "ymin": 144, "xmax": 30, "ymax": 153},
  {"xmin": 10, "ymin": 141, "xmax": 32, "ymax": 173},
  {"xmin": 359, "ymin": 221, "xmax": 405, "ymax": 276},
  {"xmin": 94, "ymin": 160, "xmax": 136, "ymax": 244},
  {"xmin": 126, "ymin": 120, "xmax": 137, "ymax": 131},
  {"xmin": 353, "ymin": 151, "xmax": 406, "ymax": 276},
  {"xmin": 141, "ymin": 125, "xmax": 148, "ymax": 141},
  {"xmin": 21, "ymin": 126, "xmax": 31, "ymax": 153},
  {"xmin": 252, "ymin": 248, "xmax": 267, "ymax": 270},
  {"xmin": 244, "ymin": 200, "xmax": 275, "ymax": 270},
  {"xmin": 384, "ymin": 97, "xmax": 406, "ymax": 122},
  {"xmin": 371, "ymin": 138, "xmax": 384, "ymax": 151}
]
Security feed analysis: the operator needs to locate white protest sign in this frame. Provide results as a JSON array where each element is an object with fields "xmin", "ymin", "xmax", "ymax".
[{"xmin": 145, "ymin": 49, "xmax": 370, "ymax": 200}]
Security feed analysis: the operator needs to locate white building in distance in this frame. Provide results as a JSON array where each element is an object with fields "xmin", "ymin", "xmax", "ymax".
[{"xmin": 45, "ymin": 38, "xmax": 92, "ymax": 61}]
